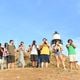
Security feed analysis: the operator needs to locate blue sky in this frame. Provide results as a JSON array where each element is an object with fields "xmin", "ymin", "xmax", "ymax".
[{"xmin": 0, "ymin": 0, "xmax": 80, "ymax": 63}]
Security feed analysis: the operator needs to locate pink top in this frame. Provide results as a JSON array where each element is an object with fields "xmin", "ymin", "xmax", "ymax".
[{"xmin": 3, "ymin": 48, "xmax": 8, "ymax": 57}]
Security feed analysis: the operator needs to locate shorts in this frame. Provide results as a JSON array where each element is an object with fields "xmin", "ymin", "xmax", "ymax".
[
  {"xmin": 7, "ymin": 55, "xmax": 15, "ymax": 63},
  {"xmin": 30, "ymin": 55, "xmax": 38, "ymax": 61},
  {"xmin": 0, "ymin": 56, "xmax": 3, "ymax": 59},
  {"xmin": 37, "ymin": 55, "xmax": 42, "ymax": 63},
  {"xmin": 41, "ymin": 54, "xmax": 50, "ymax": 63},
  {"xmin": 69, "ymin": 55, "xmax": 76, "ymax": 62},
  {"xmin": 54, "ymin": 52, "xmax": 62, "ymax": 56},
  {"xmin": 3, "ymin": 56, "xmax": 8, "ymax": 61}
]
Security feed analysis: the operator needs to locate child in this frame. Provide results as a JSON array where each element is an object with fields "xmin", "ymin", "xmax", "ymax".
[{"xmin": 66, "ymin": 39, "xmax": 78, "ymax": 70}]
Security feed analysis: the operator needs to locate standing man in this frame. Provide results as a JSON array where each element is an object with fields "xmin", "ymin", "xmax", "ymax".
[
  {"xmin": 7, "ymin": 40, "xmax": 16, "ymax": 69},
  {"xmin": 66, "ymin": 39, "xmax": 78, "ymax": 70}
]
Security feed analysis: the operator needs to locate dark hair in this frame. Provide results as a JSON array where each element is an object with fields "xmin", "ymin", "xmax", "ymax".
[
  {"xmin": 0, "ymin": 43, "xmax": 1, "ymax": 46},
  {"xmin": 20, "ymin": 41, "xmax": 24, "ymax": 44},
  {"xmin": 32, "ymin": 40, "xmax": 37, "ymax": 49},
  {"xmin": 32, "ymin": 40, "xmax": 36, "ymax": 45},
  {"xmin": 55, "ymin": 41, "xmax": 60, "ymax": 44},
  {"xmin": 20, "ymin": 41, "xmax": 24, "ymax": 46},
  {"xmin": 29, "ymin": 45, "xmax": 31, "ymax": 47},
  {"xmin": 4, "ymin": 43, "xmax": 8, "ymax": 48},
  {"xmin": 9, "ymin": 40, "xmax": 14, "ymax": 43},
  {"xmin": 42, "ymin": 38, "xmax": 47, "ymax": 41},
  {"xmin": 19, "ymin": 43, "xmax": 23, "ymax": 47},
  {"xmin": 68, "ymin": 39, "xmax": 73, "ymax": 43},
  {"xmin": 51, "ymin": 39, "xmax": 63, "ymax": 45}
]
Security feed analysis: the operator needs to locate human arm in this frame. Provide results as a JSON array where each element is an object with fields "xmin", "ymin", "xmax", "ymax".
[
  {"xmin": 71, "ymin": 43, "xmax": 76, "ymax": 48},
  {"xmin": 66, "ymin": 44, "xmax": 70, "ymax": 48}
]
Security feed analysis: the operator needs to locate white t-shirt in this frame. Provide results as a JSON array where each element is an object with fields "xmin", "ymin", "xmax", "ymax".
[{"xmin": 31, "ymin": 45, "xmax": 38, "ymax": 55}]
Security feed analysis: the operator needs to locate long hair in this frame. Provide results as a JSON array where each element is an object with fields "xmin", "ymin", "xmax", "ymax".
[{"xmin": 4, "ymin": 43, "xmax": 8, "ymax": 48}]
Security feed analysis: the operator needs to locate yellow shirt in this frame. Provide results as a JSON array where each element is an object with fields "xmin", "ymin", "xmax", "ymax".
[{"xmin": 41, "ymin": 44, "xmax": 50, "ymax": 55}]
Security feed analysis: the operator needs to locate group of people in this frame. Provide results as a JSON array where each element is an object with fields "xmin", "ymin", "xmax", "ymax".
[
  {"xmin": 0, "ymin": 38, "xmax": 78, "ymax": 70},
  {"xmin": 28, "ymin": 38, "xmax": 78, "ymax": 70},
  {"xmin": 0, "ymin": 40, "xmax": 26, "ymax": 69}
]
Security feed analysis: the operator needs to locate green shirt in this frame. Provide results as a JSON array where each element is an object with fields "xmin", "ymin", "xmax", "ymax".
[{"xmin": 67, "ymin": 45, "xmax": 76, "ymax": 55}]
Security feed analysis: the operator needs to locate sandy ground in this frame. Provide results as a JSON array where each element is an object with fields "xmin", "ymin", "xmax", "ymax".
[
  {"xmin": 0, "ymin": 68, "xmax": 80, "ymax": 80},
  {"xmin": 0, "ymin": 54, "xmax": 80, "ymax": 80}
]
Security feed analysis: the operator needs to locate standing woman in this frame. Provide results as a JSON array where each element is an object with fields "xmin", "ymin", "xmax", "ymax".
[
  {"xmin": 3, "ymin": 43, "xmax": 9, "ymax": 68},
  {"xmin": 40, "ymin": 38, "xmax": 50, "ymax": 68},
  {"xmin": 20, "ymin": 42, "xmax": 26, "ymax": 51},
  {"xmin": 30, "ymin": 40, "xmax": 38, "ymax": 67},
  {"xmin": 18, "ymin": 43, "xmax": 26, "ymax": 68},
  {"xmin": 52, "ymin": 41, "xmax": 66, "ymax": 69}
]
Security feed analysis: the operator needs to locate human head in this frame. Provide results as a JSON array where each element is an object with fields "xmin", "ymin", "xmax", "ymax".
[
  {"xmin": 32, "ymin": 40, "xmax": 36, "ymax": 45},
  {"xmin": 19, "ymin": 44, "xmax": 23, "ymax": 47},
  {"xmin": 29, "ymin": 45, "xmax": 31, "ymax": 47},
  {"xmin": 56, "ymin": 41, "xmax": 60, "ymax": 45},
  {"xmin": 9, "ymin": 40, "xmax": 14, "ymax": 45},
  {"xmin": 20, "ymin": 41, "xmax": 24, "ymax": 45},
  {"xmin": 42, "ymin": 38, "xmax": 47, "ymax": 44},
  {"xmin": 4, "ymin": 43, "xmax": 8, "ymax": 48},
  {"xmin": 19, "ymin": 44, "xmax": 23, "ymax": 50},
  {"xmin": 68, "ymin": 39, "xmax": 73, "ymax": 44}
]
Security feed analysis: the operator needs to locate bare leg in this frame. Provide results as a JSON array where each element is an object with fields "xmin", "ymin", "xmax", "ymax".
[
  {"xmin": 41, "ymin": 62, "xmax": 44, "ymax": 68},
  {"xmin": 22, "ymin": 64, "xmax": 25, "ymax": 68},
  {"xmin": 45, "ymin": 62, "xmax": 48, "ymax": 68},
  {"xmin": 59, "ymin": 55, "xmax": 66, "ymax": 69},
  {"xmin": 1, "ymin": 64, "xmax": 4, "ymax": 70},
  {"xmin": 55, "ymin": 56, "xmax": 60, "ymax": 68},
  {"xmin": 11, "ymin": 63, "xmax": 15, "ymax": 69},
  {"xmin": 35, "ymin": 61, "xmax": 37, "ymax": 67},
  {"xmin": 70, "ymin": 62, "xmax": 73, "ymax": 70},
  {"xmin": 32, "ymin": 61, "xmax": 34, "ymax": 67},
  {"xmin": 74, "ymin": 62, "xmax": 78, "ymax": 69},
  {"xmin": 8, "ymin": 63, "xmax": 11, "ymax": 69},
  {"xmin": 32, "ymin": 61, "xmax": 36, "ymax": 67}
]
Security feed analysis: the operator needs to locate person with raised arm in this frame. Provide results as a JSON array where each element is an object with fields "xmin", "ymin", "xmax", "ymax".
[
  {"xmin": 17, "ymin": 42, "xmax": 26, "ymax": 68},
  {"xmin": 40, "ymin": 38, "xmax": 50, "ymax": 68},
  {"xmin": 30, "ymin": 40, "xmax": 38, "ymax": 67},
  {"xmin": 52, "ymin": 41, "xmax": 66, "ymax": 70},
  {"xmin": 66, "ymin": 39, "xmax": 78, "ymax": 70},
  {"xmin": 7, "ymin": 40, "xmax": 16, "ymax": 69}
]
